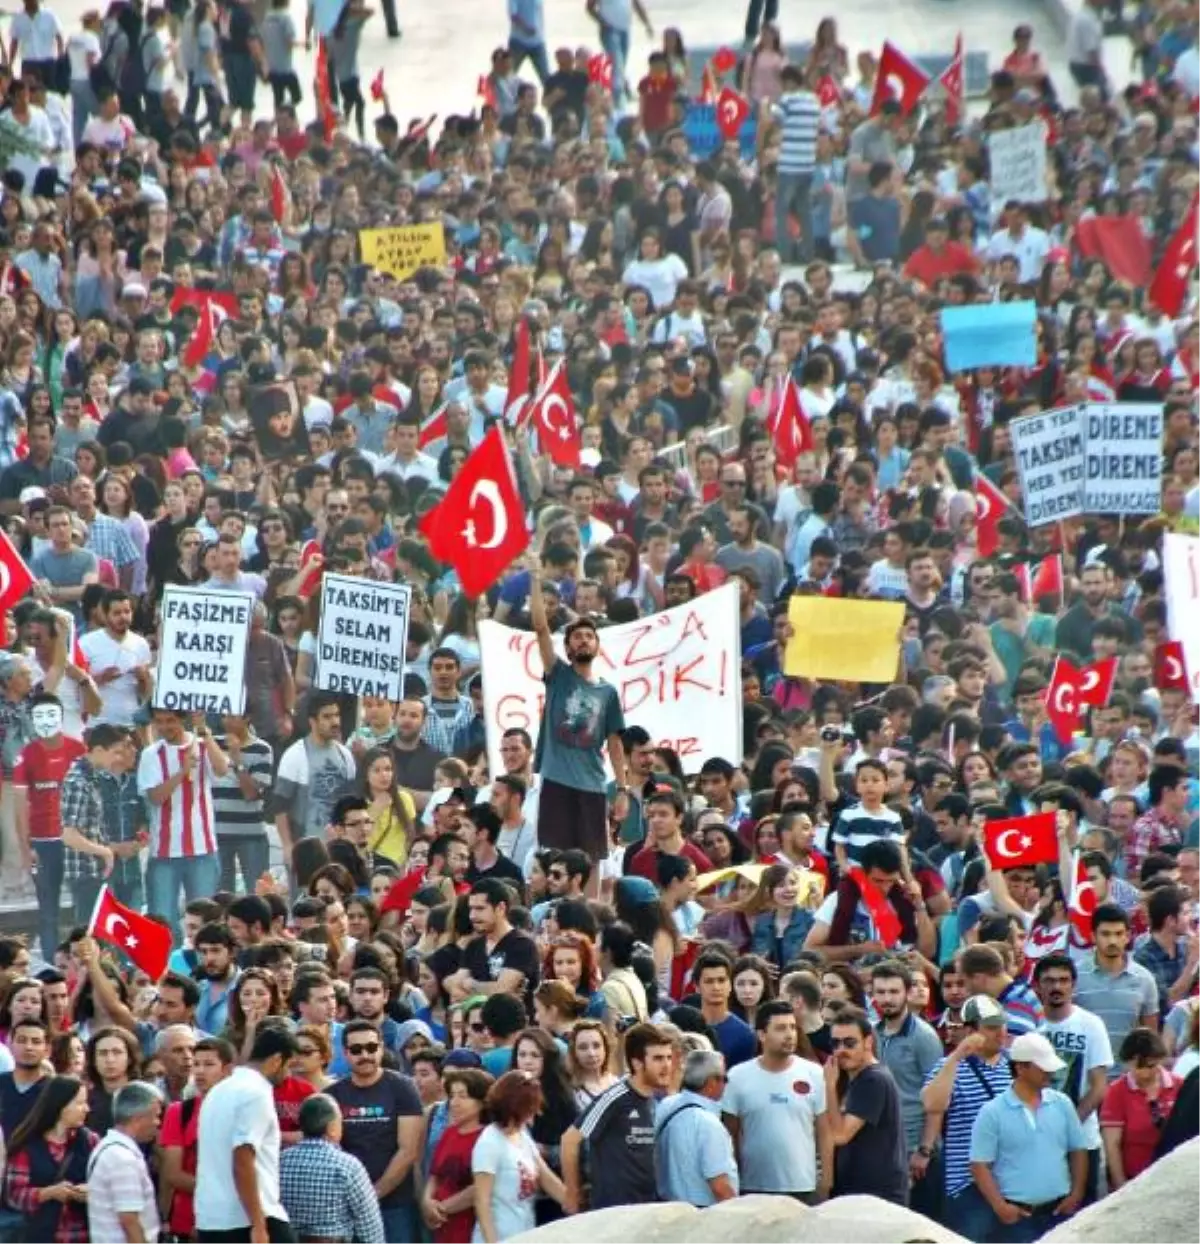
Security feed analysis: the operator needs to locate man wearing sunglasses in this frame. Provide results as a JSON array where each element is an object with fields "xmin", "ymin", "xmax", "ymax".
[{"xmin": 327, "ymin": 1017, "xmax": 424, "ymax": 1243}]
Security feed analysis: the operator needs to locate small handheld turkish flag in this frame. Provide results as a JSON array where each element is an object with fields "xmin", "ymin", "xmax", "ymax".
[
  {"xmin": 170, "ymin": 289, "xmax": 240, "ymax": 370},
  {"xmin": 1078, "ymin": 656, "xmax": 1118, "ymax": 711},
  {"xmin": 0, "ymin": 529, "xmax": 35, "ymax": 614},
  {"xmin": 1155, "ymin": 640, "xmax": 1189, "ymax": 691},
  {"xmin": 984, "ymin": 812, "xmax": 1059, "ymax": 870},
  {"xmin": 1068, "ymin": 855, "xmax": 1097, "ymax": 949},
  {"xmin": 766, "ymin": 375, "xmax": 813, "ymax": 469},
  {"xmin": 816, "ymin": 75, "xmax": 841, "ymax": 108},
  {"xmin": 504, "ymin": 318, "xmax": 532, "ymax": 424},
  {"xmin": 973, "ymin": 473, "xmax": 1010, "ymax": 557},
  {"xmin": 588, "ymin": 53, "xmax": 613, "ymax": 88},
  {"xmin": 938, "ymin": 33, "xmax": 964, "ymax": 124},
  {"xmin": 89, "ymin": 886, "xmax": 172, "ymax": 981},
  {"xmin": 369, "ymin": 68, "xmax": 385, "ymax": 101},
  {"xmin": 847, "ymin": 866, "xmax": 902, "ymax": 948},
  {"xmin": 711, "ymin": 46, "xmax": 738, "ymax": 75},
  {"xmin": 1045, "ymin": 657, "xmax": 1085, "ymax": 747},
  {"xmin": 870, "ymin": 41, "xmax": 931, "ymax": 116},
  {"xmin": 715, "ymin": 87, "xmax": 750, "ymax": 140},
  {"xmin": 525, "ymin": 360, "xmax": 580, "ymax": 467},
  {"xmin": 1148, "ymin": 193, "xmax": 1197, "ymax": 318},
  {"xmin": 418, "ymin": 427, "xmax": 530, "ymax": 597},
  {"xmin": 417, "ymin": 402, "xmax": 449, "ymax": 450}
]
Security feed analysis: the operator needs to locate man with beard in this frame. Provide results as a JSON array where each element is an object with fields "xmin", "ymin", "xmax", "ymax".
[
  {"xmin": 529, "ymin": 557, "xmax": 628, "ymax": 898},
  {"xmin": 194, "ymin": 923, "xmax": 240, "ymax": 1036},
  {"xmin": 390, "ymin": 697, "xmax": 445, "ymax": 812},
  {"xmin": 79, "ymin": 589, "xmax": 153, "ymax": 726}
]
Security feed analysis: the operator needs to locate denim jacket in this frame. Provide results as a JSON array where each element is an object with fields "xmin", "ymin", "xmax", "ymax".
[{"xmin": 751, "ymin": 907, "xmax": 815, "ymax": 970}]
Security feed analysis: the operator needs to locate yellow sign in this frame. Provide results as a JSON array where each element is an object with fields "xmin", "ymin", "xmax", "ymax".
[
  {"xmin": 784, "ymin": 596, "xmax": 905, "ymax": 683},
  {"xmin": 359, "ymin": 224, "xmax": 447, "ymax": 280}
]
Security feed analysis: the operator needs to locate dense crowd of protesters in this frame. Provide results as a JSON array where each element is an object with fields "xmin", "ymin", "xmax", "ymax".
[{"xmin": 0, "ymin": 0, "xmax": 1193, "ymax": 1240}]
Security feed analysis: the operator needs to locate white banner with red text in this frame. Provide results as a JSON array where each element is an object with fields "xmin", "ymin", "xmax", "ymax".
[{"xmin": 479, "ymin": 584, "xmax": 743, "ymax": 776}]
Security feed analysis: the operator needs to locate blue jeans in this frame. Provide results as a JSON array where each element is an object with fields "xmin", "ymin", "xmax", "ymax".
[
  {"xmin": 509, "ymin": 38, "xmax": 550, "ymax": 85},
  {"xmin": 381, "ymin": 1202, "xmax": 417, "ymax": 1244},
  {"xmin": 32, "ymin": 840, "xmax": 64, "ymax": 961},
  {"xmin": 944, "ymin": 1183, "xmax": 998, "ymax": 1241},
  {"xmin": 776, "ymin": 172, "xmax": 814, "ymax": 263},
  {"xmin": 599, "ymin": 23, "xmax": 630, "ymax": 105},
  {"xmin": 147, "ymin": 854, "xmax": 220, "ymax": 935},
  {"xmin": 109, "ymin": 855, "xmax": 145, "ymax": 913},
  {"xmin": 72, "ymin": 876, "xmax": 102, "ymax": 934},
  {"xmin": 218, "ymin": 835, "xmax": 270, "ymax": 895}
]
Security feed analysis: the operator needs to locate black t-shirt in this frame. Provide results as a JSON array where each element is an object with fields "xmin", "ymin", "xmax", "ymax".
[
  {"xmin": 462, "ymin": 927, "xmax": 540, "ymax": 1008},
  {"xmin": 390, "ymin": 740, "xmax": 444, "ymax": 793},
  {"xmin": 661, "ymin": 383, "xmax": 716, "ymax": 435},
  {"xmin": 467, "ymin": 853, "xmax": 527, "ymax": 898},
  {"xmin": 326, "ymin": 1069, "xmax": 423, "ymax": 1206},
  {"xmin": 576, "ymin": 1079, "xmax": 656, "ymax": 1209},
  {"xmin": 544, "ymin": 68, "xmax": 588, "ymax": 121},
  {"xmin": 834, "ymin": 1063, "xmax": 909, "ymax": 1204}
]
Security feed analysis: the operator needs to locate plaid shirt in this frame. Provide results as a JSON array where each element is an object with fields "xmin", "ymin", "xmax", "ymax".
[
  {"xmin": 97, "ymin": 767, "xmax": 148, "ymax": 891},
  {"xmin": 421, "ymin": 693, "xmax": 474, "ymax": 756},
  {"xmin": 0, "ymin": 692, "xmax": 33, "ymax": 778},
  {"xmin": 1133, "ymin": 934, "xmax": 1189, "ymax": 1018},
  {"xmin": 279, "ymin": 1138, "xmax": 385, "ymax": 1243},
  {"xmin": 61, "ymin": 756, "xmax": 109, "ymax": 882},
  {"xmin": 3, "ymin": 1132, "xmax": 97, "ymax": 1243},
  {"xmin": 84, "ymin": 513, "xmax": 140, "ymax": 568},
  {"xmin": 1125, "ymin": 807, "xmax": 1183, "ymax": 879},
  {"xmin": 0, "ymin": 388, "xmax": 22, "ymax": 470}
]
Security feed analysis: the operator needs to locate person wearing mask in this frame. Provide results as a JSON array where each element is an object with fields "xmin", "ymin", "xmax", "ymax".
[
  {"xmin": 86, "ymin": 1082, "xmax": 164, "ymax": 1244},
  {"xmin": 654, "ymin": 1048, "xmax": 739, "ymax": 1206}
]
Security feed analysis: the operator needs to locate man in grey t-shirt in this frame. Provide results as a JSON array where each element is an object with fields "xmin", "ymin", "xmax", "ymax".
[
  {"xmin": 30, "ymin": 506, "xmax": 100, "ymax": 623},
  {"xmin": 846, "ymin": 101, "xmax": 902, "ymax": 202},
  {"xmin": 272, "ymin": 692, "xmax": 356, "ymax": 858}
]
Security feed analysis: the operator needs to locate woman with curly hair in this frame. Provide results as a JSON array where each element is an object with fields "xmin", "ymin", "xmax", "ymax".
[
  {"xmin": 220, "ymin": 967, "xmax": 286, "ymax": 1063},
  {"xmin": 84, "ymin": 1025, "xmax": 143, "ymax": 1133},
  {"xmin": 541, "ymin": 933, "xmax": 603, "ymax": 1017}
]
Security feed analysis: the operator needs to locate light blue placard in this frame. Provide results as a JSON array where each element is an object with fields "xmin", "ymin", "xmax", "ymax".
[{"xmin": 941, "ymin": 300, "xmax": 1037, "ymax": 372}]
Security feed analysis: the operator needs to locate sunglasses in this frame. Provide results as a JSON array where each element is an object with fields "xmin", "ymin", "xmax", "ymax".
[
  {"xmin": 830, "ymin": 1037, "xmax": 861, "ymax": 1050},
  {"xmin": 347, "ymin": 1042, "xmax": 380, "ymax": 1056}
]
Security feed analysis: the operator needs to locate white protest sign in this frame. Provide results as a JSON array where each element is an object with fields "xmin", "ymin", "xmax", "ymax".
[
  {"xmin": 1010, "ymin": 405, "xmax": 1086, "ymax": 525},
  {"xmin": 154, "ymin": 587, "xmax": 253, "ymax": 715},
  {"xmin": 1163, "ymin": 532, "xmax": 1200, "ymax": 704},
  {"xmin": 479, "ymin": 583, "xmax": 742, "ymax": 776},
  {"xmin": 1081, "ymin": 402, "xmax": 1164, "ymax": 515},
  {"xmin": 987, "ymin": 120, "xmax": 1048, "ymax": 206},
  {"xmin": 316, "ymin": 573, "xmax": 410, "ymax": 700}
]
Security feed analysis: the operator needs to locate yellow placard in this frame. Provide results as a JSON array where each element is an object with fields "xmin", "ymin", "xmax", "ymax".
[
  {"xmin": 358, "ymin": 224, "xmax": 447, "ymax": 280},
  {"xmin": 784, "ymin": 596, "xmax": 905, "ymax": 682},
  {"xmin": 694, "ymin": 864, "xmax": 766, "ymax": 893}
]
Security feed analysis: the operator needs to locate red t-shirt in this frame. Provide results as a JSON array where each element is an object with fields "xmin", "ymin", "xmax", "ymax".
[
  {"xmin": 274, "ymin": 1075, "xmax": 316, "ymax": 1136},
  {"xmin": 12, "ymin": 737, "xmax": 86, "ymax": 841},
  {"xmin": 159, "ymin": 1096, "xmax": 201, "ymax": 1236},
  {"xmin": 902, "ymin": 241, "xmax": 980, "ymax": 288},
  {"xmin": 627, "ymin": 840, "xmax": 713, "ymax": 883},
  {"xmin": 639, "ymin": 74, "xmax": 677, "ymax": 133},
  {"xmin": 1099, "ymin": 1070, "xmax": 1182, "ymax": 1181}
]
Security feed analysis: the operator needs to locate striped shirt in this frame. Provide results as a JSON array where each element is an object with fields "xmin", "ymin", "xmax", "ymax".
[
  {"xmin": 997, "ymin": 977, "xmax": 1045, "ymax": 1037},
  {"xmin": 136, "ymin": 738, "xmax": 218, "ymax": 860},
  {"xmin": 924, "ymin": 1053, "xmax": 1012, "ymax": 1196},
  {"xmin": 773, "ymin": 90, "xmax": 821, "ymax": 175},
  {"xmin": 830, "ymin": 802, "xmax": 906, "ymax": 867},
  {"xmin": 210, "ymin": 735, "xmax": 274, "ymax": 836}
]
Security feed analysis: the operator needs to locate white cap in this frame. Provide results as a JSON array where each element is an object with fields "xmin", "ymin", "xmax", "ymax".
[{"xmin": 1008, "ymin": 1032, "xmax": 1066, "ymax": 1074}]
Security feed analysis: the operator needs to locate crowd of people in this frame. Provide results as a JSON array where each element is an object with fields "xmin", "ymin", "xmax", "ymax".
[{"xmin": 0, "ymin": 0, "xmax": 1194, "ymax": 1240}]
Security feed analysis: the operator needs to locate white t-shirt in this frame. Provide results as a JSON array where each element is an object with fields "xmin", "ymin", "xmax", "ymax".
[
  {"xmin": 79, "ymin": 629, "xmax": 151, "ymax": 726},
  {"xmin": 470, "ymin": 1123, "xmax": 540, "ymax": 1243},
  {"xmin": 621, "ymin": 254, "xmax": 689, "ymax": 312},
  {"xmin": 11, "ymin": 8, "xmax": 62, "ymax": 60},
  {"xmin": 195, "ymin": 1066, "xmax": 285, "ymax": 1231},
  {"xmin": 67, "ymin": 29, "xmax": 101, "ymax": 81},
  {"xmin": 720, "ymin": 1055, "xmax": 826, "ymax": 1192},
  {"xmin": 1041, "ymin": 1006, "xmax": 1113, "ymax": 1149},
  {"xmin": 1065, "ymin": 7, "xmax": 1103, "ymax": 62},
  {"xmin": 986, "ymin": 225, "xmax": 1050, "ymax": 283}
]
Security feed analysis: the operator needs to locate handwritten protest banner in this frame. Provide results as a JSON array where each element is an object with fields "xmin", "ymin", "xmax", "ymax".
[
  {"xmin": 987, "ymin": 120, "xmax": 1048, "ymax": 205},
  {"xmin": 1010, "ymin": 405, "xmax": 1086, "ymax": 525},
  {"xmin": 154, "ymin": 587, "xmax": 253, "ymax": 715},
  {"xmin": 479, "ymin": 584, "xmax": 741, "ymax": 774},
  {"xmin": 784, "ymin": 597, "xmax": 904, "ymax": 682},
  {"xmin": 359, "ymin": 224, "xmax": 447, "ymax": 280},
  {"xmin": 1163, "ymin": 532, "xmax": 1200, "ymax": 703},
  {"xmin": 316, "ymin": 574, "xmax": 411, "ymax": 700},
  {"xmin": 1082, "ymin": 402, "xmax": 1164, "ymax": 515}
]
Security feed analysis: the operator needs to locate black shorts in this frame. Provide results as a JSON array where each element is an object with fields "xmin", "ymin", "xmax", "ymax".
[{"xmin": 538, "ymin": 777, "xmax": 608, "ymax": 862}]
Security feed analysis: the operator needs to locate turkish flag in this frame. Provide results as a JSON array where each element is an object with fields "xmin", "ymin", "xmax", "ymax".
[
  {"xmin": 715, "ymin": 87, "xmax": 750, "ymax": 140},
  {"xmin": 476, "ymin": 74, "xmax": 497, "ymax": 111},
  {"xmin": 870, "ymin": 42, "xmax": 931, "ymax": 116},
  {"xmin": 847, "ymin": 866, "xmax": 902, "ymax": 948},
  {"xmin": 1068, "ymin": 855, "xmax": 1097, "ymax": 949},
  {"xmin": 315, "ymin": 38, "xmax": 337, "ymax": 140},
  {"xmin": 1044, "ymin": 656, "xmax": 1085, "ymax": 747},
  {"xmin": 1078, "ymin": 656, "xmax": 1118, "ymax": 711},
  {"xmin": 295, "ymin": 539, "xmax": 324, "ymax": 600},
  {"xmin": 767, "ymin": 375, "xmax": 812, "ymax": 469},
  {"xmin": 816, "ymin": 75, "xmax": 841, "ymax": 108},
  {"xmin": 418, "ymin": 427, "xmax": 530, "ymax": 597},
  {"xmin": 0, "ymin": 529, "xmax": 35, "ymax": 614},
  {"xmin": 938, "ymin": 34, "xmax": 964, "ymax": 124},
  {"xmin": 89, "ymin": 886, "xmax": 172, "ymax": 981},
  {"xmin": 973, "ymin": 473, "xmax": 1010, "ymax": 556},
  {"xmin": 269, "ymin": 164, "xmax": 288, "ymax": 225},
  {"xmin": 588, "ymin": 53, "xmax": 613, "ymax": 88},
  {"xmin": 170, "ymin": 290, "xmax": 240, "ymax": 370},
  {"xmin": 504, "ymin": 318, "xmax": 532, "ymax": 424},
  {"xmin": 697, "ymin": 63, "xmax": 717, "ymax": 105},
  {"xmin": 711, "ymin": 46, "xmax": 738, "ymax": 75},
  {"xmin": 1155, "ymin": 640, "xmax": 1189, "ymax": 691},
  {"xmin": 1148, "ymin": 194, "xmax": 1197, "ymax": 318},
  {"xmin": 369, "ymin": 68, "xmax": 385, "ymax": 101},
  {"xmin": 1075, "ymin": 215, "xmax": 1153, "ymax": 288},
  {"xmin": 525, "ymin": 360, "xmax": 580, "ymax": 467},
  {"xmin": 417, "ymin": 402, "xmax": 449, "ymax": 450},
  {"xmin": 984, "ymin": 812, "xmax": 1058, "ymax": 870},
  {"xmin": 1014, "ymin": 554, "xmax": 1063, "ymax": 604}
]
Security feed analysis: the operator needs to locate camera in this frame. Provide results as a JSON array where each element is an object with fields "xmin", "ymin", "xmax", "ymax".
[{"xmin": 820, "ymin": 724, "xmax": 843, "ymax": 744}]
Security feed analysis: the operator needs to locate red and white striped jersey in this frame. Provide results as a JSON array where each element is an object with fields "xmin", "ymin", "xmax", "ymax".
[{"xmin": 136, "ymin": 739, "xmax": 218, "ymax": 860}]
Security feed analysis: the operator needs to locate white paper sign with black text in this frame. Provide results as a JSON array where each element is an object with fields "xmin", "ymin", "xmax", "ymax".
[
  {"xmin": 316, "ymin": 573, "xmax": 410, "ymax": 700},
  {"xmin": 155, "ymin": 587, "xmax": 254, "ymax": 715}
]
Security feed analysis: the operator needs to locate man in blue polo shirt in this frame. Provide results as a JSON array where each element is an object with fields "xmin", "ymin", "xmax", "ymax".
[{"xmin": 969, "ymin": 1032, "xmax": 1089, "ymax": 1242}]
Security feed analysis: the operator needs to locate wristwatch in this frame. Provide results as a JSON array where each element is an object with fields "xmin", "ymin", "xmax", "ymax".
[{"xmin": 916, "ymin": 1144, "xmax": 933, "ymax": 1158}]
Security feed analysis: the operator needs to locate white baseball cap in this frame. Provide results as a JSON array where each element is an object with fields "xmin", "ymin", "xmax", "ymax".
[{"xmin": 1008, "ymin": 1032, "xmax": 1066, "ymax": 1074}]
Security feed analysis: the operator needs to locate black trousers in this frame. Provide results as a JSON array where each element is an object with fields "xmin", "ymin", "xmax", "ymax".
[
  {"xmin": 197, "ymin": 1219, "xmax": 296, "ymax": 1243},
  {"xmin": 744, "ymin": 0, "xmax": 778, "ymax": 42}
]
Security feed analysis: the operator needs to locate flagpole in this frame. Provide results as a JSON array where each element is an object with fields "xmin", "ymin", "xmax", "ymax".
[{"xmin": 86, "ymin": 883, "xmax": 110, "ymax": 938}]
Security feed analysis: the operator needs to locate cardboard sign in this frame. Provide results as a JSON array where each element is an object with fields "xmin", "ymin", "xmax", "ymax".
[
  {"xmin": 987, "ymin": 120, "xmax": 1048, "ymax": 205},
  {"xmin": 784, "ymin": 597, "xmax": 904, "ymax": 683},
  {"xmin": 1009, "ymin": 405, "xmax": 1086, "ymax": 525},
  {"xmin": 316, "ymin": 574, "xmax": 411, "ymax": 701},
  {"xmin": 358, "ymin": 224, "xmax": 447, "ymax": 281},
  {"xmin": 1081, "ymin": 402, "xmax": 1164, "ymax": 515},
  {"xmin": 154, "ymin": 587, "xmax": 253, "ymax": 715}
]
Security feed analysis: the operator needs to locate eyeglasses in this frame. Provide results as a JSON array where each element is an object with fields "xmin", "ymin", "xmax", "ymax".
[
  {"xmin": 721, "ymin": 479, "xmax": 746, "ymax": 487},
  {"xmin": 469, "ymin": 1022, "xmax": 487, "ymax": 1033},
  {"xmin": 547, "ymin": 869, "xmax": 567, "ymax": 879},
  {"xmin": 830, "ymin": 1037, "xmax": 861, "ymax": 1050},
  {"xmin": 347, "ymin": 1042, "xmax": 380, "ymax": 1056},
  {"xmin": 296, "ymin": 1046, "xmax": 318, "ymax": 1057}
]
